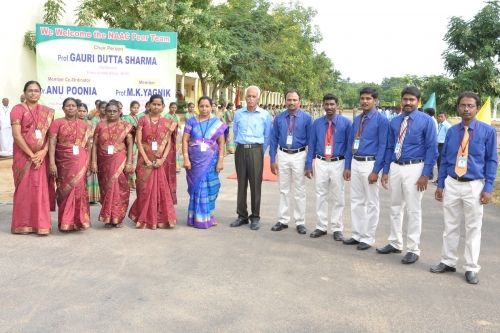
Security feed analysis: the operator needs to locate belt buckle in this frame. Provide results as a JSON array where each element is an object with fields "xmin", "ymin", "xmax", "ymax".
[{"xmin": 326, "ymin": 157, "xmax": 332, "ymax": 162}]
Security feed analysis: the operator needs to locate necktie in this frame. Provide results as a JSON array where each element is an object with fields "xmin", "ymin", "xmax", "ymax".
[
  {"xmin": 455, "ymin": 126, "xmax": 469, "ymax": 177},
  {"xmin": 395, "ymin": 116, "xmax": 409, "ymax": 160},
  {"xmin": 325, "ymin": 120, "xmax": 333, "ymax": 158},
  {"xmin": 356, "ymin": 115, "xmax": 367, "ymax": 138}
]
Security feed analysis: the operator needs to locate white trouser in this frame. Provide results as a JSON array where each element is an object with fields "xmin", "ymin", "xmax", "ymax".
[
  {"xmin": 388, "ymin": 162, "xmax": 424, "ymax": 255},
  {"xmin": 441, "ymin": 177, "xmax": 484, "ymax": 272},
  {"xmin": 314, "ymin": 158, "xmax": 345, "ymax": 232},
  {"xmin": 277, "ymin": 149, "xmax": 306, "ymax": 225},
  {"xmin": 350, "ymin": 159, "xmax": 380, "ymax": 245}
]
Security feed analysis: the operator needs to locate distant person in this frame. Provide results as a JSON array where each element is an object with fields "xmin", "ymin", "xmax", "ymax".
[
  {"xmin": 10, "ymin": 81, "xmax": 54, "ymax": 235},
  {"xmin": 90, "ymin": 101, "xmax": 134, "ymax": 228},
  {"xmin": 434, "ymin": 110, "xmax": 451, "ymax": 183},
  {"xmin": 343, "ymin": 87, "xmax": 389, "ymax": 250},
  {"xmin": 305, "ymin": 94, "xmax": 351, "ymax": 241},
  {"xmin": 182, "ymin": 96, "xmax": 227, "ymax": 229},
  {"xmin": 124, "ymin": 101, "xmax": 140, "ymax": 189},
  {"xmin": 431, "ymin": 92, "xmax": 497, "ymax": 284},
  {"xmin": 0, "ymin": 97, "xmax": 13, "ymax": 156},
  {"xmin": 269, "ymin": 90, "xmax": 312, "ymax": 235},
  {"xmin": 224, "ymin": 102, "xmax": 236, "ymax": 154},
  {"xmin": 48, "ymin": 97, "xmax": 92, "ymax": 232},
  {"xmin": 230, "ymin": 86, "xmax": 272, "ymax": 231},
  {"xmin": 185, "ymin": 102, "xmax": 196, "ymax": 120},
  {"xmin": 88, "ymin": 99, "xmax": 101, "ymax": 120},
  {"xmin": 378, "ymin": 86, "xmax": 437, "ymax": 264},
  {"xmin": 92, "ymin": 101, "xmax": 107, "ymax": 127},
  {"xmin": 128, "ymin": 95, "xmax": 177, "ymax": 229}
]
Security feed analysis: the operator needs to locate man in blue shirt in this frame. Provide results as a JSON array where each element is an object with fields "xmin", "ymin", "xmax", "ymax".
[
  {"xmin": 343, "ymin": 87, "xmax": 389, "ymax": 250},
  {"xmin": 378, "ymin": 86, "xmax": 438, "ymax": 264},
  {"xmin": 305, "ymin": 94, "xmax": 352, "ymax": 241},
  {"xmin": 230, "ymin": 86, "xmax": 272, "ymax": 231},
  {"xmin": 430, "ymin": 92, "xmax": 497, "ymax": 284},
  {"xmin": 433, "ymin": 110, "xmax": 452, "ymax": 183},
  {"xmin": 269, "ymin": 90, "xmax": 312, "ymax": 235}
]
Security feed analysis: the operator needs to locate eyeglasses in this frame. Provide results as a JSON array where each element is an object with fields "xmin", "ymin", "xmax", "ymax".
[{"xmin": 459, "ymin": 104, "xmax": 477, "ymax": 110}]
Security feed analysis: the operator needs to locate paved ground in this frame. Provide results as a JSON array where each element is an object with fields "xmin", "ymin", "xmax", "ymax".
[{"xmin": 1, "ymin": 154, "xmax": 499, "ymax": 333}]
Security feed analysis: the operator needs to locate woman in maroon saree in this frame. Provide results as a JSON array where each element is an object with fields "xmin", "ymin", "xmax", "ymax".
[
  {"xmin": 90, "ymin": 101, "xmax": 134, "ymax": 228},
  {"xmin": 48, "ymin": 97, "xmax": 92, "ymax": 231},
  {"xmin": 129, "ymin": 94, "xmax": 177, "ymax": 229},
  {"xmin": 10, "ymin": 80, "xmax": 54, "ymax": 235}
]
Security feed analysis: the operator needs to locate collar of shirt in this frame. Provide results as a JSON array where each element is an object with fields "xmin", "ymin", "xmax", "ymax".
[
  {"xmin": 323, "ymin": 114, "xmax": 337, "ymax": 125},
  {"xmin": 459, "ymin": 119, "xmax": 478, "ymax": 131},
  {"xmin": 285, "ymin": 109, "xmax": 302, "ymax": 118},
  {"xmin": 242, "ymin": 107, "xmax": 263, "ymax": 113}
]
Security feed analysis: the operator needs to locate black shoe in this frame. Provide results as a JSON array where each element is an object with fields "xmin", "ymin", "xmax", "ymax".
[
  {"xmin": 430, "ymin": 262, "xmax": 456, "ymax": 273},
  {"xmin": 333, "ymin": 231, "xmax": 343, "ymax": 241},
  {"xmin": 376, "ymin": 244, "xmax": 402, "ymax": 254},
  {"xmin": 230, "ymin": 217, "xmax": 249, "ymax": 227},
  {"xmin": 342, "ymin": 238, "xmax": 359, "ymax": 245},
  {"xmin": 357, "ymin": 242, "xmax": 371, "ymax": 250},
  {"xmin": 296, "ymin": 224, "xmax": 307, "ymax": 234},
  {"xmin": 310, "ymin": 229, "xmax": 327, "ymax": 238},
  {"xmin": 271, "ymin": 222, "xmax": 288, "ymax": 231},
  {"xmin": 401, "ymin": 252, "xmax": 419, "ymax": 264},
  {"xmin": 250, "ymin": 217, "xmax": 260, "ymax": 231},
  {"xmin": 465, "ymin": 271, "xmax": 479, "ymax": 284}
]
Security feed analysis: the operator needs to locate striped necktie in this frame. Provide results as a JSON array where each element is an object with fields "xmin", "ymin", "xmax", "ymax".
[{"xmin": 395, "ymin": 115, "xmax": 409, "ymax": 160}]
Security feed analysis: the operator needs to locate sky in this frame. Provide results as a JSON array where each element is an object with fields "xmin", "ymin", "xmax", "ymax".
[{"xmin": 275, "ymin": 0, "xmax": 487, "ymax": 84}]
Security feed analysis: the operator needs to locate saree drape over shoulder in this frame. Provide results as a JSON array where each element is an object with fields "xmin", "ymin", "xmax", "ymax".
[
  {"xmin": 49, "ymin": 118, "xmax": 92, "ymax": 231},
  {"xmin": 94, "ymin": 120, "xmax": 132, "ymax": 225},
  {"xmin": 128, "ymin": 117, "xmax": 176, "ymax": 229},
  {"xmin": 184, "ymin": 117, "xmax": 227, "ymax": 229},
  {"xmin": 10, "ymin": 103, "xmax": 54, "ymax": 234}
]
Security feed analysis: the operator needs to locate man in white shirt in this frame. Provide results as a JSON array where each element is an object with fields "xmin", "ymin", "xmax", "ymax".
[{"xmin": 0, "ymin": 97, "xmax": 13, "ymax": 156}]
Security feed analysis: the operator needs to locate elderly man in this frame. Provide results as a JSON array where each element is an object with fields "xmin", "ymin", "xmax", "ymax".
[
  {"xmin": 0, "ymin": 97, "xmax": 13, "ymax": 156},
  {"xmin": 269, "ymin": 90, "xmax": 312, "ymax": 235},
  {"xmin": 378, "ymin": 86, "xmax": 437, "ymax": 264},
  {"xmin": 230, "ymin": 86, "xmax": 272, "ymax": 231},
  {"xmin": 431, "ymin": 92, "xmax": 497, "ymax": 284}
]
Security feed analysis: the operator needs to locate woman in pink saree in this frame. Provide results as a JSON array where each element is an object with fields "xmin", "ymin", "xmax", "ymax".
[
  {"xmin": 90, "ymin": 101, "xmax": 134, "ymax": 228},
  {"xmin": 10, "ymin": 80, "xmax": 54, "ymax": 235},
  {"xmin": 129, "ymin": 94, "xmax": 177, "ymax": 229},
  {"xmin": 48, "ymin": 97, "xmax": 92, "ymax": 231}
]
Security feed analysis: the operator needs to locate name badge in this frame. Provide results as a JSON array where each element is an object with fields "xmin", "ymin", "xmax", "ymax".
[
  {"xmin": 286, "ymin": 134, "xmax": 293, "ymax": 145},
  {"xmin": 152, "ymin": 141, "xmax": 158, "ymax": 151},
  {"xmin": 325, "ymin": 145, "xmax": 332, "ymax": 156},
  {"xmin": 353, "ymin": 139, "xmax": 360, "ymax": 150},
  {"xmin": 200, "ymin": 142, "xmax": 208, "ymax": 152},
  {"xmin": 35, "ymin": 129, "xmax": 42, "ymax": 139},
  {"xmin": 394, "ymin": 143, "xmax": 402, "ymax": 154},
  {"xmin": 457, "ymin": 156, "xmax": 467, "ymax": 168},
  {"xmin": 107, "ymin": 145, "xmax": 114, "ymax": 155},
  {"xmin": 72, "ymin": 145, "xmax": 79, "ymax": 155}
]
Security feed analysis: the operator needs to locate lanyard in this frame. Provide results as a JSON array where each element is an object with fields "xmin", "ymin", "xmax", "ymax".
[
  {"xmin": 355, "ymin": 114, "xmax": 368, "ymax": 138},
  {"xmin": 285, "ymin": 113, "xmax": 296, "ymax": 134},
  {"xmin": 458, "ymin": 127, "xmax": 471, "ymax": 155},
  {"xmin": 27, "ymin": 104, "xmax": 39, "ymax": 130},
  {"xmin": 326, "ymin": 120, "xmax": 334, "ymax": 145},
  {"xmin": 197, "ymin": 117, "xmax": 213, "ymax": 140},
  {"xmin": 106, "ymin": 121, "xmax": 115, "ymax": 144}
]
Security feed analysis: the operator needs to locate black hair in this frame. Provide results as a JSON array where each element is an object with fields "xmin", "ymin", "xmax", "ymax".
[
  {"xmin": 149, "ymin": 95, "xmax": 165, "ymax": 105},
  {"xmin": 401, "ymin": 86, "xmax": 421, "ymax": 100},
  {"xmin": 187, "ymin": 102, "xmax": 195, "ymax": 108},
  {"xmin": 424, "ymin": 108, "xmax": 435, "ymax": 116},
  {"xmin": 359, "ymin": 87, "xmax": 378, "ymax": 99},
  {"xmin": 437, "ymin": 110, "xmax": 447, "ymax": 116},
  {"xmin": 98, "ymin": 101, "xmax": 107, "ymax": 108},
  {"xmin": 456, "ymin": 91, "xmax": 480, "ymax": 108},
  {"xmin": 198, "ymin": 96, "xmax": 213, "ymax": 106},
  {"xmin": 130, "ymin": 100, "xmax": 140, "ymax": 108},
  {"xmin": 285, "ymin": 89, "xmax": 300, "ymax": 100},
  {"xmin": 168, "ymin": 101, "xmax": 177, "ymax": 107},
  {"xmin": 62, "ymin": 97, "xmax": 78, "ymax": 107},
  {"xmin": 106, "ymin": 100, "xmax": 120, "ymax": 109},
  {"xmin": 79, "ymin": 103, "xmax": 88, "ymax": 111},
  {"xmin": 23, "ymin": 80, "xmax": 42, "ymax": 93},
  {"xmin": 94, "ymin": 99, "xmax": 101, "ymax": 105},
  {"xmin": 323, "ymin": 94, "xmax": 339, "ymax": 104}
]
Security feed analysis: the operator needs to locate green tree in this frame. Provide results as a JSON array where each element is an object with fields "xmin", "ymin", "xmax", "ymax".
[
  {"xmin": 443, "ymin": 0, "xmax": 500, "ymax": 97},
  {"xmin": 24, "ymin": 0, "xmax": 66, "ymax": 51}
]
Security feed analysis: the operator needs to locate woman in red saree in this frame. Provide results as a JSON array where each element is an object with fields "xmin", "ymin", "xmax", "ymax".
[
  {"xmin": 48, "ymin": 98, "xmax": 92, "ymax": 231},
  {"xmin": 129, "ymin": 95, "xmax": 177, "ymax": 229},
  {"xmin": 90, "ymin": 101, "xmax": 134, "ymax": 228},
  {"xmin": 10, "ymin": 80, "xmax": 54, "ymax": 235}
]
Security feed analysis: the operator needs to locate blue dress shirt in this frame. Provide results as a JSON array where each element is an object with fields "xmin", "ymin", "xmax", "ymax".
[
  {"xmin": 306, "ymin": 114, "xmax": 352, "ymax": 170},
  {"xmin": 437, "ymin": 120, "xmax": 451, "ymax": 144},
  {"xmin": 384, "ymin": 110, "xmax": 438, "ymax": 176},
  {"xmin": 437, "ymin": 119, "xmax": 498, "ymax": 192},
  {"xmin": 269, "ymin": 109, "xmax": 312, "ymax": 163},
  {"xmin": 345, "ymin": 108, "xmax": 389, "ymax": 173},
  {"xmin": 234, "ymin": 107, "xmax": 272, "ymax": 152}
]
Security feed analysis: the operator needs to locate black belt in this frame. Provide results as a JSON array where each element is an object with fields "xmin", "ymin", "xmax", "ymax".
[
  {"xmin": 450, "ymin": 175, "xmax": 476, "ymax": 182},
  {"xmin": 279, "ymin": 146, "xmax": 306, "ymax": 154},
  {"xmin": 395, "ymin": 159, "xmax": 423, "ymax": 165},
  {"xmin": 238, "ymin": 143, "xmax": 262, "ymax": 149},
  {"xmin": 354, "ymin": 155, "xmax": 375, "ymax": 161},
  {"xmin": 316, "ymin": 154, "xmax": 344, "ymax": 162}
]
